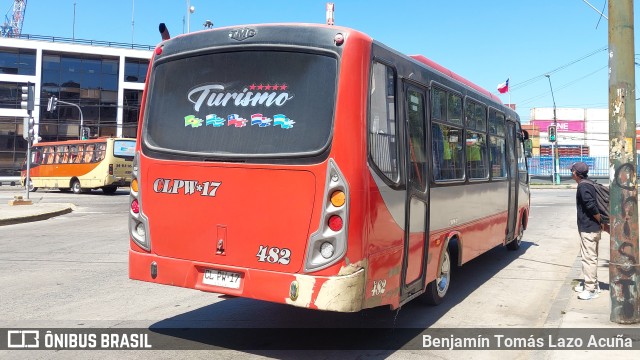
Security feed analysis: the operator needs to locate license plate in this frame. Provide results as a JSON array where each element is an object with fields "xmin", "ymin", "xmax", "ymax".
[{"xmin": 202, "ymin": 269, "xmax": 241, "ymax": 289}]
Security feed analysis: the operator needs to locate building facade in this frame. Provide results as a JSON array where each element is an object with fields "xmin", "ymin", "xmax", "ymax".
[
  {"xmin": 0, "ymin": 36, "xmax": 152, "ymax": 176},
  {"xmin": 525, "ymin": 107, "xmax": 609, "ymax": 157},
  {"xmin": 523, "ymin": 107, "xmax": 609, "ymax": 178}
]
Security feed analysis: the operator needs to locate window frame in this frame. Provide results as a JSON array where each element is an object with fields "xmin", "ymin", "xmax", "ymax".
[{"xmin": 368, "ymin": 59, "xmax": 400, "ymax": 185}]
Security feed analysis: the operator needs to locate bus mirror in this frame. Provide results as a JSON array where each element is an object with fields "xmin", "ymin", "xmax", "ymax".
[{"xmin": 524, "ymin": 139, "xmax": 533, "ymax": 158}]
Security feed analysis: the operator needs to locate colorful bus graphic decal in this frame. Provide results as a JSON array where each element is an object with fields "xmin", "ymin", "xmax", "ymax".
[
  {"xmin": 184, "ymin": 113, "xmax": 293, "ymax": 129},
  {"xmin": 227, "ymin": 114, "xmax": 248, "ymax": 127},
  {"xmin": 184, "ymin": 115, "xmax": 204, "ymax": 128},
  {"xmin": 273, "ymin": 114, "xmax": 295, "ymax": 129},
  {"xmin": 206, "ymin": 114, "xmax": 225, "ymax": 127},
  {"xmin": 250, "ymin": 114, "xmax": 272, "ymax": 127}
]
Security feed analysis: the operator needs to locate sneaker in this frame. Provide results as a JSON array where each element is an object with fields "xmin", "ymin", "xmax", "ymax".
[
  {"xmin": 574, "ymin": 282, "xmax": 601, "ymax": 293},
  {"xmin": 578, "ymin": 290, "xmax": 599, "ymax": 300}
]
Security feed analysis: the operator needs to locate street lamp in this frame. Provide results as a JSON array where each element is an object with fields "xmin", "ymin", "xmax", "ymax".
[
  {"xmin": 187, "ymin": 0, "xmax": 195, "ymax": 33},
  {"xmin": 49, "ymin": 97, "xmax": 85, "ymax": 140},
  {"xmin": 545, "ymin": 74, "xmax": 560, "ymax": 185}
]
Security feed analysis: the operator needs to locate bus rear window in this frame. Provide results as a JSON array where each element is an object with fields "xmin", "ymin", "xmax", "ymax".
[
  {"xmin": 114, "ymin": 140, "xmax": 136, "ymax": 159},
  {"xmin": 144, "ymin": 51, "xmax": 337, "ymax": 157}
]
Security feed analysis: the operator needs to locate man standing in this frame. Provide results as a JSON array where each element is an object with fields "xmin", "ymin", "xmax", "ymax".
[{"xmin": 570, "ymin": 162, "xmax": 602, "ymax": 300}]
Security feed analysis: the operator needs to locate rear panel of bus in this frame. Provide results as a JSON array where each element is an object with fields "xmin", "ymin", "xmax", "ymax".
[{"xmin": 129, "ymin": 25, "xmax": 376, "ymax": 312}]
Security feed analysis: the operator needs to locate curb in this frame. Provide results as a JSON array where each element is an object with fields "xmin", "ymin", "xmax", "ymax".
[
  {"xmin": 0, "ymin": 206, "xmax": 74, "ymax": 226},
  {"xmin": 544, "ymin": 253, "xmax": 583, "ymax": 327}
]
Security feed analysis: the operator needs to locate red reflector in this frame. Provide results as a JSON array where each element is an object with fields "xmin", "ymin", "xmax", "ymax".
[
  {"xmin": 155, "ymin": 46, "xmax": 163, "ymax": 55},
  {"xmin": 131, "ymin": 199, "xmax": 140, "ymax": 214},
  {"xmin": 328, "ymin": 215, "xmax": 343, "ymax": 231}
]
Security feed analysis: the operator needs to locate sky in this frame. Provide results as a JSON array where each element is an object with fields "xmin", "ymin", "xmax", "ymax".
[{"xmin": 12, "ymin": 0, "xmax": 637, "ymax": 122}]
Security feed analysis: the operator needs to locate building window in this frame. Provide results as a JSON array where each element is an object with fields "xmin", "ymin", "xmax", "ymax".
[
  {"xmin": 0, "ymin": 82, "xmax": 28, "ymax": 109},
  {"xmin": 125, "ymin": 58, "xmax": 149, "ymax": 83},
  {"xmin": 40, "ymin": 53, "xmax": 123, "ymax": 140},
  {"xmin": 0, "ymin": 121, "xmax": 26, "ymax": 176},
  {"xmin": 123, "ymin": 89, "xmax": 142, "ymax": 138},
  {"xmin": 0, "ymin": 48, "xmax": 36, "ymax": 75}
]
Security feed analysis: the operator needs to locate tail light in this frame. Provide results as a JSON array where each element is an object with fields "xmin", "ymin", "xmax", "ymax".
[
  {"xmin": 129, "ymin": 152, "xmax": 151, "ymax": 251},
  {"xmin": 304, "ymin": 159, "xmax": 349, "ymax": 272},
  {"xmin": 109, "ymin": 164, "xmax": 113, "ymax": 175}
]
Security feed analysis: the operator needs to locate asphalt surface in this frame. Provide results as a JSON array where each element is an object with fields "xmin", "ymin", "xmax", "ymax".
[{"xmin": 0, "ymin": 184, "xmax": 638, "ymax": 358}]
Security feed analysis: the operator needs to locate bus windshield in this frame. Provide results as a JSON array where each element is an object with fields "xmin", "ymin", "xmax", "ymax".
[{"xmin": 143, "ymin": 50, "xmax": 337, "ymax": 157}]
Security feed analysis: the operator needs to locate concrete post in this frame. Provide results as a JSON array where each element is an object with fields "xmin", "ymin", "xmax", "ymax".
[{"xmin": 608, "ymin": 0, "xmax": 639, "ymax": 324}]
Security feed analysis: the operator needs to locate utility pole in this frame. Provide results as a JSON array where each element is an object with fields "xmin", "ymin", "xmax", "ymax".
[
  {"xmin": 608, "ymin": 0, "xmax": 639, "ymax": 324},
  {"xmin": 545, "ymin": 74, "xmax": 560, "ymax": 185}
]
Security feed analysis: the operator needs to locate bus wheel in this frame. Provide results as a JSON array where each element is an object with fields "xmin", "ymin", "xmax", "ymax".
[
  {"xmin": 507, "ymin": 222, "xmax": 524, "ymax": 251},
  {"xmin": 421, "ymin": 247, "xmax": 451, "ymax": 305},
  {"xmin": 102, "ymin": 186, "xmax": 117, "ymax": 195},
  {"xmin": 71, "ymin": 180, "xmax": 82, "ymax": 194},
  {"xmin": 27, "ymin": 180, "xmax": 37, "ymax": 192}
]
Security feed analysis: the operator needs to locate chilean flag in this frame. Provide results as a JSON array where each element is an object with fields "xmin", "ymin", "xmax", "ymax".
[{"xmin": 497, "ymin": 78, "xmax": 509, "ymax": 94}]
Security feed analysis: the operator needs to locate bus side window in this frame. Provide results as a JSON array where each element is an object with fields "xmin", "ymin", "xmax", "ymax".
[
  {"xmin": 432, "ymin": 123, "xmax": 464, "ymax": 181},
  {"xmin": 31, "ymin": 148, "xmax": 41, "ymax": 164},
  {"xmin": 84, "ymin": 145, "xmax": 95, "ymax": 163},
  {"xmin": 62, "ymin": 146, "xmax": 70, "ymax": 163},
  {"xmin": 55, "ymin": 146, "xmax": 63, "ymax": 164},
  {"xmin": 42, "ymin": 147, "xmax": 49, "ymax": 164},
  {"xmin": 75, "ymin": 145, "xmax": 84, "ymax": 163},
  {"xmin": 369, "ymin": 61, "xmax": 399, "ymax": 182},
  {"xmin": 69, "ymin": 145, "xmax": 77, "ymax": 163},
  {"xmin": 466, "ymin": 131, "xmax": 488, "ymax": 179},
  {"xmin": 96, "ymin": 143, "xmax": 106, "ymax": 161},
  {"xmin": 46, "ymin": 146, "xmax": 55, "ymax": 164}
]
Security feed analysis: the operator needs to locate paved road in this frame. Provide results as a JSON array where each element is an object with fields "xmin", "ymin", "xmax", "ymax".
[{"xmin": 0, "ymin": 188, "xmax": 596, "ymax": 359}]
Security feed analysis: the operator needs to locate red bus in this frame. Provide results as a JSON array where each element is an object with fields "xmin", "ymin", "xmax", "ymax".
[{"xmin": 129, "ymin": 24, "xmax": 530, "ymax": 312}]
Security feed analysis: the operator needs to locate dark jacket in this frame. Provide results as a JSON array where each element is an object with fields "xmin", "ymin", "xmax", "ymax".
[{"xmin": 576, "ymin": 180, "xmax": 601, "ymax": 233}]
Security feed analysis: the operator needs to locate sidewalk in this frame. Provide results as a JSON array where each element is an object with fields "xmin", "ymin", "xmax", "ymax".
[
  {"xmin": 547, "ymin": 231, "xmax": 640, "ymax": 358},
  {"xmin": 0, "ymin": 195, "xmax": 74, "ymax": 226},
  {"xmin": 559, "ymin": 232, "xmax": 620, "ymax": 329}
]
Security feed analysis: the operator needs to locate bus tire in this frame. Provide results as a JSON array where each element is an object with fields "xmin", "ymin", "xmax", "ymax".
[
  {"xmin": 421, "ymin": 247, "xmax": 451, "ymax": 306},
  {"xmin": 71, "ymin": 179, "xmax": 82, "ymax": 194},
  {"xmin": 27, "ymin": 180, "xmax": 37, "ymax": 192},
  {"xmin": 507, "ymin": 220, "xmax": 524, "ymax": 251},
  {"xmin": 102, "ymin": 186, "xmax": 117, "ymax": 195}
]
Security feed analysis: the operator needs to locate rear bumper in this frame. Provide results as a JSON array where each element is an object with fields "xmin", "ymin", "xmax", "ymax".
[
  {"xmin": 129, "ymin": 249, "xmax": 366, "ymax": 312},
  {"xmin": 107, "ymin": 176, "xmax": 130, "ymax": 187}
]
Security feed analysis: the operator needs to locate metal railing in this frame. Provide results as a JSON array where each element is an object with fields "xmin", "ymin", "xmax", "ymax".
[
  {"xmin": 14, "ymin": 33, "xmax": 155, "ymax": 51},
  {"xmin": 527, "ymin": 156, "xmax": 609, "ymax": 177}
]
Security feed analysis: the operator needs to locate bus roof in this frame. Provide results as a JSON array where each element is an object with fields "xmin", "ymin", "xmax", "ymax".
[
  {"xmin": 409, "ymin": 55, "xmax": 503, "ymax": 105},
  {"xmin": 33, "ymin": 138, "xmax": 136, "ymax": 147}
]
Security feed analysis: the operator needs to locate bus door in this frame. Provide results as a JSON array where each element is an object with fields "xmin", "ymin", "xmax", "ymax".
[
  {"xmin": 505, "ymin": 122, "xmax": 519, "ymax": 242},
  {"xmin": 400, "ymin": 86, "xmax": 430, "ymax": 302}
]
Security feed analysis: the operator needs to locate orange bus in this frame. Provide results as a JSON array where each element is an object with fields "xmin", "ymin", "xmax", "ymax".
[
  {"xmin": 129, "ymin": 24, "xmax": 530, "ymax": 312},
  {"xmin": 22, "ymin": 137, "xmax": 135, "ymax": 194}
]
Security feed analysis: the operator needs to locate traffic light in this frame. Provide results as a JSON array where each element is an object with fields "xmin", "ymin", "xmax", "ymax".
[
  {"xmin": 81, "ymin": 127, "xmax": 90, "ymax": 140},
  {"xmin": 23, "ymin": 116, "xmax": 34, "ymax": 141},
  {"xmin": 20, "ymin": 82, "xmax": 34, "ymax": 113},
  {"xmin": 548, "ymin": 125, "xmax": 557, "ymax": 142},
  {"xmin": 47, "ymin": 96, "xmax": 57, "ymax": 112}
]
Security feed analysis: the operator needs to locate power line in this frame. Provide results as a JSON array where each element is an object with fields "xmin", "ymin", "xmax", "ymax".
[
  {"xmin": 510, "ymin": 46, "xmax": 607, "ymax": 91},
  {"xmin": 518, "ymin": 65, "xmax": 608, "ymax": 105}
]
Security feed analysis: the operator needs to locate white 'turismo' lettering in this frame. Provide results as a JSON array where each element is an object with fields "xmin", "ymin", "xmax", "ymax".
[{"xmin": 188, "ymin": 84, "xmax": 293, "ymax": 112}]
